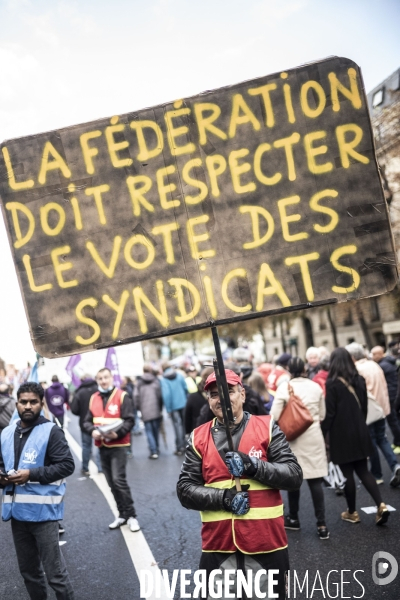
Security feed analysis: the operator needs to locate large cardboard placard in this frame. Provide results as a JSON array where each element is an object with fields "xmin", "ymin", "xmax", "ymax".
[{"xmin": 0, "ymin": 56, "xmax": 397, "ymax": 358}]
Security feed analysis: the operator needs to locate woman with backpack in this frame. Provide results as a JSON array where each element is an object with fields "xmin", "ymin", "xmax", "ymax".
[
  {"xmin": 272, "ymin": 357, "xmax": 329, "ymax": 539},
  {"xmin": 322, "ymin": 347, "xmax": 390, "ymax": 526}
]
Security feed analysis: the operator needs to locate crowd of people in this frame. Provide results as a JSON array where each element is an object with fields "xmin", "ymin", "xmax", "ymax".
[
  {"xmin": 1, "ymin": 339, "xmax": 400, "ymax": 598},
  {"xmin": 135, "ymin": 341, "xmax": 399, "ymax": 537},
  {"xmin": 2, "ymin": 343, "xmax": 400, "ymax": 508}
]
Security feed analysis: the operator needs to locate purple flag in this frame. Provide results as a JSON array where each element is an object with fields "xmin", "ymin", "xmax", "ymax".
[
  {"xmin": 105, "ymin": 348, "xmax": 122, "ymax": 388},
  {"xmin": 66, "ymin": 354, "xmax": 82, "ymax": 389}
]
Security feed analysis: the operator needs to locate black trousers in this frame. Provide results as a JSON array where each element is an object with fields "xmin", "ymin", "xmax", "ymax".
[
  {"xmin": 199, "ymin": 548, "xmax": 289, "ymax": 599},
  {"xmin": 11, "ymin": 519, "xmax": 74, "ymax": 600},
  {"xmin": 288, "ymin": 477, "xmax": 326, "ymax": 526},
  {"xmin": 339, "ymin": 458, "xmax": 382, "ymax": 514},
  {"xmin": 100, "ymin": 446, "xmax": 136, "ymax": 519}
]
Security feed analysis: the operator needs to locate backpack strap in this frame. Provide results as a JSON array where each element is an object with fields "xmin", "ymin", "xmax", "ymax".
[{"xmin": 338, "ymin": 377, "xmax": 361, "ymax": 409}]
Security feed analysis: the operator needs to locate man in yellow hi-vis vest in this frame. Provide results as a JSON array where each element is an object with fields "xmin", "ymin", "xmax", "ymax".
[{"xmin": 177, "ymin": 369, "xmax": 302, "ymax": 600}]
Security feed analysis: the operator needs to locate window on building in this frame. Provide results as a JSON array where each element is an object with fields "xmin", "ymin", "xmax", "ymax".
[
  {"xmin": 344, "ymin": 310, "xmax": 353, "ymax": 326},
  {"xmin": 373, "ymin": 331, "xmax": 386, "ymax": 347},
  {"xmin": 319, "ymin": 310, "xmax": 327, "ymax": 330},
  {"xmin": 272, "ymin": 319, "xmax": 277, "ymax": 338},
  {"xmin": 393, "ymin": 70, "xmax": 400, "ymax": 91},
  {"xmin": 370, "ymin": 297, "xmax": 380, "ymax": 322},
  {"xmin": 372, "ymin": 88, "xmax": 384, "ymax": 107}
]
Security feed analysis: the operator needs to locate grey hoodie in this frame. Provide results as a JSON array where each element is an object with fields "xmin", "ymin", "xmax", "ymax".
[{"xmin": 133, "ymin": 373, "xmax": 163, "ymax": 422}]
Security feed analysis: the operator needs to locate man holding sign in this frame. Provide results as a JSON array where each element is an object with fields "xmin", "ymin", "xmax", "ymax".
[{"xmin": 177, "ymin": 369, "xmax": 302, "ymax": 599}]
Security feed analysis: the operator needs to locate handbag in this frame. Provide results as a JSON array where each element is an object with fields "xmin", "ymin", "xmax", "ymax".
[
  {"xmin": 338, "ymin": 377, "xmax": 385, "ymax": 425},
  {"xmin": 278, "ymin": 383, "xmax": 314, "ymax": 441},
  {"xmin": 366, "ymin": 391, "xmax": 385, "ymax": 425},
  {"xmin": 323, "ymin": 461, "xmax": 347, "ymax": 489}
]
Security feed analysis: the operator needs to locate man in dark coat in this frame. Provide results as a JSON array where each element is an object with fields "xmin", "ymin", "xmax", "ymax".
[
  {"xmin": 371, "ymin": 346, "xmax": 400, "ymax": 453},
  {"xmin": 177, "ymin": 369, "xmax": 302, "ymax": 599},
  {"xmin": 134, "ymin": 365, "xmax": 163, "ymax": 459},
  {"xmin": 0, "ymin": 384, "xmax": 15, "ymax": 433},
  {"xmin": 70, "ymin": 375, "xmax": 98, "ymax": 474},
  {"xmin": 184, "ymin": 367, "xmax": 213, "ymax": 434}
]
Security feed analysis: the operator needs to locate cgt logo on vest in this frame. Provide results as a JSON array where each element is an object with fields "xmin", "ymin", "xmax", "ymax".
[
  {"xmin": 108, "ymin": 404, "xmax": 119, "ymax": 416},
  {"xmin": 249, "ymin": 446, "xmax": 263, "ymax": 459},
  {"xmin": 23, "ymin": 448, "xmax": 38, "ymax": 464}
]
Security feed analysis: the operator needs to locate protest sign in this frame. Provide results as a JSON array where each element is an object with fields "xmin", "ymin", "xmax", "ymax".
[{"xmin": 0, "ymin": 56, "xmax": 397, "ymax": 357}]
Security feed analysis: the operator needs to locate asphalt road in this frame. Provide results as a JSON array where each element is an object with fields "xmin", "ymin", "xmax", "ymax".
[{"xmin": 0, "ymin": 413, "xmax": 399, "ymax": 599}]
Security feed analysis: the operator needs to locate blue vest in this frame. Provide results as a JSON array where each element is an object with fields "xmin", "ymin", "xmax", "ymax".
[{"xmin": 1, "ymin": 421, "xmax": 66, "ymax": 522}]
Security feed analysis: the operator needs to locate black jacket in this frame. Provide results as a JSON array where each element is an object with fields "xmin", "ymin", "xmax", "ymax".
[
  {"xmin": 83, "ymin": 387, "xmax": 135, "ymax": 439},
  {"xmin": 185, "ymin": 391, "xmax": 207, "ymax": 434},
  {"xmin": 0, "ymin": 394, "xmax": 15, "ymax": 432},
  {"xmin": 378, "ymin": 356, "xmax": 398, "ymax": 405},
  {"xmin": 307, "ymin": 365, "xmax": 320, "ymax": 380},
  {"xmin": 70, "ymin": 379, "xmax": 98, "ymax": 431},
  {"xmin": 0, "ymin": 416, "xmax": 75, "ymax": 486},
  {"xmin": 243, "ymin": 384, "xmax": 267, "ymax": 415},
  {"xmin": 177, "ymin": 412, "xmax": 302, "ymax": 512},
  {"xmin": 321, "ymin": 375, "xmax": 373, "ymax": 465}
]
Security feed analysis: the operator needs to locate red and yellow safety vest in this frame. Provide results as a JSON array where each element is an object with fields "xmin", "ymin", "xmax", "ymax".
[
  {"xmin": 267, "ymin": 366, "xmax": 290, "ymax": 396},
  {"xmin": 192, "ymin": 415, "xmax": 287, "ymax": 554},
  {"xmin": 90, "ymin": 388, "xmax": 130, "ymax": 448}
]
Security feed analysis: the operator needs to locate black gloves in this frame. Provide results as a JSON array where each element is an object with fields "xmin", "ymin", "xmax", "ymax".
[
  {"xmin": 225, "ymin": 451, "xmax": 258, "ymax": 478},
  {"xmin": 223, "ymin": 485, "xmax": 250, "ymax": 515}
]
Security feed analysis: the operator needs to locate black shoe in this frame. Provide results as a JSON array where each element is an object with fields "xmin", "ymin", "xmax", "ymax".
[
  {"xmin": 318, "ymin": 526, "xmax": 329, "ymax": 539},
  {"xmin": 58, "ymin": 523, "xmax": 65, "ymax": 534},
  {"xmin": 174, "ymin": 450, "xmax": 184, "ymax": 456},
  {"xmin": 284, "ymin": 515, "xmax": 300, "ymax": 530},
  {"xmin": 80, "ymin": 469, "xmax": 90, "ymax": 476},
  {"xmin": 389, "ymin": 465, "xmax": 400, "ymax": 488}
]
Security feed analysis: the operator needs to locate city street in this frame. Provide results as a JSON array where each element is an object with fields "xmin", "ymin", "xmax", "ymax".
[
  {"xmin": 0, "ymin": 413, "xmax": 399, "ymax": 599},
  {"xmin": 1, "ymin": 2, "xmax": 400, "ymax": 600}
]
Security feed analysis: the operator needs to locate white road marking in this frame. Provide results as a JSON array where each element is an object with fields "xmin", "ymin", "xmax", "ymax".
[
  {"xmin": 59, "ymin": 541, "xmax": 67, "ymax": 546},
  {"xmin": 65, "ymin": 429, "xmax": 168, "ymax": 600},
  {"xmin": 361, "ymin": 505, "xmax": 396, "ymax": 514}
]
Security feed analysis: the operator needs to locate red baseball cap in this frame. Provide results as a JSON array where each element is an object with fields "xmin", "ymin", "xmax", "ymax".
[{"xmin": 204, "ymin": 369, "xmax": 243, "ymax": 391}]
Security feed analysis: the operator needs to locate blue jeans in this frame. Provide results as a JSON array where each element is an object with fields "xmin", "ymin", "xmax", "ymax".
[
  {"xmin": 81, "ymin": 430, "xmax": 92, "ymax": 471},
  {"xmin": 170, "ymin": 409, "xmax": 185, "ymax": 452},
  {"xmin": 144, "ymin": 418, "xmax": 162, "ymax": 455},
  {"xmin": 369, "ymin": 418, "xmax": 398, "ymax": 479}
]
